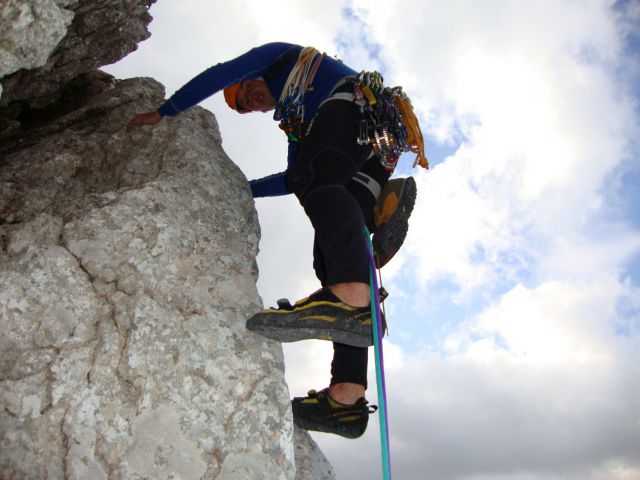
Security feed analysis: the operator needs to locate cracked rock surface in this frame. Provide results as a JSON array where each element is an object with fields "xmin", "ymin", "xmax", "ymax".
[
  {"xmin": 0, "ymin": 0, "xmax": 75, "ymax": 100},
  {"xmin": 0, "ymin": 0, "xmax": 155, "ymax": 110},
  {"xmin": 0, "ymin": 73, "xmax": 333, "ymax": 479}
]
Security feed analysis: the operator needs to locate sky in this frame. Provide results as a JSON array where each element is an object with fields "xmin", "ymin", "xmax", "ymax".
[{"xmin": 104, "ymin": 1, "xmax": 640, "ymax": 479}]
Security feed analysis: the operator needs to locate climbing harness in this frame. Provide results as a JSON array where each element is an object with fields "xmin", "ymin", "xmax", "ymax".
[
  {"xmin": 273, "ymin": 47, "xmax": 326, "ymax": 142},
  {"xmin": 353, "ymin": 71, "xmax": 429, "ymax": 172},
  {"xmin": 353, "ymin": 170, "xmax": 382, "ymax": 199},
  {"xmin": 364, "ymin": 226, "xmax": 392, "ymax": 480},
  {"xmin": 271, "ymin": 48, "xmax": 427, "ymax": 177},
  {"xmin": 351, "ymin": 151, "xmax": 383, "ymax": 198}
]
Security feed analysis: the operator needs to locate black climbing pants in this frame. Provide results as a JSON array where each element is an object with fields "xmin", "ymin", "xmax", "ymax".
[
  {"xmin": 288, "ymin": 99, "xmax": 372, "ymax": 286},
  {"xmin": 288, "ymin": 98, "xmax": 389, "ymax": 389}
]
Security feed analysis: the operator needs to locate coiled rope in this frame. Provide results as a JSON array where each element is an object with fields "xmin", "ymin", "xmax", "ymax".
[{"xmin": 274, "ymin": 46, "xmax": 325, "ymax": 122}]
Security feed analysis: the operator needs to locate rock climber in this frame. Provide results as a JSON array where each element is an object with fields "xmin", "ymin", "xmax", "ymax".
[{"xmin": 128, "ymin": 42, "xmax": 419, "ymax": 439}]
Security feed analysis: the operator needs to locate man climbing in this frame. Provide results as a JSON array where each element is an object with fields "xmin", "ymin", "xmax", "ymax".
[{"xmin": 128, "ymin": 42, "xmax": 424, "ymax": 439}]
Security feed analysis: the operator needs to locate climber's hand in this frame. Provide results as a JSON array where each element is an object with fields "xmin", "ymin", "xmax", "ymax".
[{"xmin": 128, "ymin": 111, "xmax": 162, "ymax": 128}]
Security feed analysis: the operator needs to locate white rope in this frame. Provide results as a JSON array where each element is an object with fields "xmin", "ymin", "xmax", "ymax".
[{"xmin": 278, "ymin": 47, "xmax": 323, "ymax": 107}]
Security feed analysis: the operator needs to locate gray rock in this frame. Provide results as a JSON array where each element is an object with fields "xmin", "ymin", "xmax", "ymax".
[
  {"xmin": 0, "ymin": 0, "xmax": 335, "ymax": 475},
  {"xmin": 0, "ymin": 75, "xmax": 303, "ymax": 479},
  {"xmin": 0, "ymin": 0, "xmax": 76, "ymax": 100},
  {"xmin": 0, "ymin": 0, "xmax": 155, "ymax": 110},
  {"xmin": 294, "ymin": 427, "xmax": 336, "ymax": 480}
]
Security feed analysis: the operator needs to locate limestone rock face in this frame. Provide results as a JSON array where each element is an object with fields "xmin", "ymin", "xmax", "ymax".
[
  {"xmin": 0, "ymin": 0, "xmax": 155, "ymax": 110},
  {"xmin": 294, "ymin": 427, "xmax": 337, "ymax": 479},
  {"xmin": 0, "ymin": 0, "xmax": 76, "ymax": 100},
  {"xmin": 0, "ymin": 0, "xmax": 335, "ymax": 476},
  {"xmin": 0, "ymin": 74, "xmax": 333, "ymax": 480}
]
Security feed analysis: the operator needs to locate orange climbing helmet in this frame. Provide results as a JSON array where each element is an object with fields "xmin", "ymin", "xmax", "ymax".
[{"xmin": 223, "ymin": 83, "xmax": 247, "ymax": 112}]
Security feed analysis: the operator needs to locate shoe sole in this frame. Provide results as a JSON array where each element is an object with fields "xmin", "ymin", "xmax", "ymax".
[
  {"xmin": 373, "ymin": 176, "xmax": 417, "ymax": 267},
  {"xmin": 246, "ymin": 305, "xmax": 374, "ymax": 348}
]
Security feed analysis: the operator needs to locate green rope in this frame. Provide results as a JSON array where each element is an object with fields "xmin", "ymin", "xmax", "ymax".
[{"xmin": 365, "ymin": 227, "xmax": 392, "ymax": 479}]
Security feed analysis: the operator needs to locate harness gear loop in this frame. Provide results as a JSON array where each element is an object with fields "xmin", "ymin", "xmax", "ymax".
[{"xmin": 353, "ymin": 71, "xmax": 429, "ymax": 172}]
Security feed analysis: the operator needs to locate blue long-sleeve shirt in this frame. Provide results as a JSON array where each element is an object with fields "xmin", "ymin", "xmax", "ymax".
[{"xmin": 157, "ymin": 42, "xmax": 358, "ymax": 197}]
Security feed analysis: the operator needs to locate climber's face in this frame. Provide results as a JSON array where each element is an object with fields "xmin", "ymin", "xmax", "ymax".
[{"xmin": 236, "ymin": 79, "xmax": 276, "ymax": 113}]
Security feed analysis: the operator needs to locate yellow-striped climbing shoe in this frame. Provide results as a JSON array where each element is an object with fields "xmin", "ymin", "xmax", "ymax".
[
  {"xmin": 246, "ymin": 288, "xmax": 379, "ymax": 348},
  {"xmin": 292, "ymin": 388, "xmax": 378, "ymax": 439}
]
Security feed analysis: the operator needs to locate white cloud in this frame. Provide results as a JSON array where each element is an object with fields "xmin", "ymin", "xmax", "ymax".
[
  {"xmin": 283, "ymin": 342, "xmax": 335, "ymax": 397},
  {"xmin": 451, "ymin": 275, "xmax": 635, "ymax": 363},
  {"xmin": 537, "ymin": 229, "xmax": 640, "ymax": 281},
  {"xmin": 254, "ymin": 196, "xmax": 317, "ymax": 306}
]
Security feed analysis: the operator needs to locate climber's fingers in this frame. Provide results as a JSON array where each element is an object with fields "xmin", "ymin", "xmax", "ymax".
[{"xmin": 127, "ymin": 111, "xmax": 162, "ymax": 128}]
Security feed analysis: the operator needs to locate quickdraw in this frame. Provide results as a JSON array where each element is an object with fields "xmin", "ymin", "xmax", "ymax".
[
  {"xmin": 274, "ymin": 47, "xmax": 326, "ymax": 142},
  {"xmin": 354, "ymin": 71, "xmax": 428, "ymax": 172}
]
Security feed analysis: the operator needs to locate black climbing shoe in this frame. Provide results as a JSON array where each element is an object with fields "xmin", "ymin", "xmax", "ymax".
[
  {"xmin": 246, "ymin": 288, "xmax": 382, "ymax": 348},
  {"xmin": 292, "ymin": 388, "xmax": 378, "ymax": 439},
  {"xmin": 372, "ymin": 176, "xmax": 417, "ymax": 267}
]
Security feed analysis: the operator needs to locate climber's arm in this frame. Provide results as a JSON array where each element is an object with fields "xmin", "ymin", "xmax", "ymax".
[
  {"xmin": 249, "ymin": 173, "xmax": 290, "ymax": 197},
  {"xmin": 157, "ymin": 43, "xmax": 296, "ymax": 117}
]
